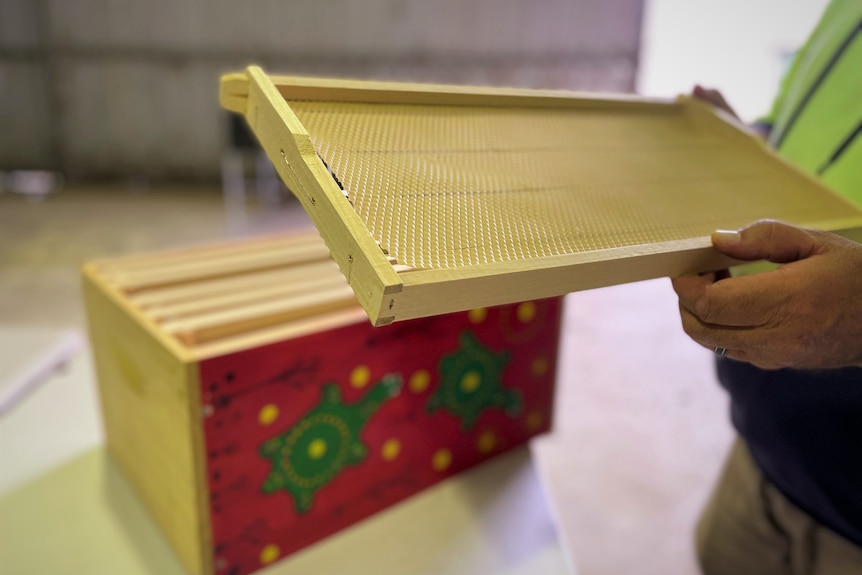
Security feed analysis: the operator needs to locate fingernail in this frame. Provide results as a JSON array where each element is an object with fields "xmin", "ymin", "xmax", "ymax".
[{"xmin": 713, "ymin": 230, "xmax": 741, "ymax": 244}]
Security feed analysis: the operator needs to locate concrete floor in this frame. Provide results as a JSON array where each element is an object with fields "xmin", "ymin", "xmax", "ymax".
[
  {"xmin": 534, "ymin": 279, "xmax": 734, "ymax": 574},
  {"xmin": 0, "ymin": 185, "xmax": 734, "ymax": 574}
]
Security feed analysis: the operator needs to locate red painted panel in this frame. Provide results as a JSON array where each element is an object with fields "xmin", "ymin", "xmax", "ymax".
[{"xmin": 200, "ymin": 298, "xmax": 562, "ymax": 575}]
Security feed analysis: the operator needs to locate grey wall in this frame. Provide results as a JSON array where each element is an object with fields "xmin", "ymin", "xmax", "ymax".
[{"xmin": 0, "ymin": 0, "xmax": 644, "ymax": 181}]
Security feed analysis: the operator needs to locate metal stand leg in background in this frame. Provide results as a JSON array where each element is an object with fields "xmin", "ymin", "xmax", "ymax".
[{"xmin": 221, "ymin": 149, "xmax": 249, "ymax": 237}]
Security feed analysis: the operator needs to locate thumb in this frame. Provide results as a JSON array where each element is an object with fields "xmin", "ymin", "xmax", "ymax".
[{"xmin": 712, "ymin": 220, "xmax": 820, "ymax": 263}]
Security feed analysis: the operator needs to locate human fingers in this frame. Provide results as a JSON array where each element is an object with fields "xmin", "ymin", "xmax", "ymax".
[
  {"xmin": 678, "ymin": 304, "xmax": 762, "ymax": 351},
  {"xmin": 686, "ymin": 271, "xmax": 791, "ymax": 327},
  {"xmin": 671, "ymin": 273, "xmax": 715, "ymax": 315},
  {"xmin": 711, "ymin": 220, "xmax": 820, "ymax": 263},
  {"xmin": 679, "ymin": 306, "xmax": 792, "ymax": 369},
  {"xmin": 722, "ymin": 348, "xmax": 784, "ymax": 370}
]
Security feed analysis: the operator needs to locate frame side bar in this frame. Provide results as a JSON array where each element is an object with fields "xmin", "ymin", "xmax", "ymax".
[{"xmin": 242, "ymin": 66, "xmax": 403, "ymax": 325}]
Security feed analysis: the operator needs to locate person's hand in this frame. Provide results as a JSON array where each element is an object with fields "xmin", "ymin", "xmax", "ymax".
[
  {"xmin": 672, "ymin": 220, "xmax": 862, "ymax": 370},
  {"xmin": 690, "ymin": 85, "xmax": 771, "ymax": 139},
  {"xmin": 692, "ymin": 85, "xmax": 740, "ymax": 119}
]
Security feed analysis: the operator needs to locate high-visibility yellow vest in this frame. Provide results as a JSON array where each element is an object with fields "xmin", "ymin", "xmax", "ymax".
[{"xmin": 759, "ymin": 0, "xmax": 862, "ymax": 204}]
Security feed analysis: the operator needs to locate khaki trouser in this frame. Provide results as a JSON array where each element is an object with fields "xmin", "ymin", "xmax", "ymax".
[{"xmin": 697, "ymin": 440, "xmax": 862, "ymax": 575}]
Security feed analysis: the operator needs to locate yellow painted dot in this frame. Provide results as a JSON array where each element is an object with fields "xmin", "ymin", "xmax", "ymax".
[
  {"xmin": 531, "ymin": 357, "xmax": 549, "ymax": 377},
  {"xmin": 350, "ymin": 365, "xmax": 370, "ymax": 388},
  {"xmin": 260, "ymin": 544, "xmax": 280, "ymax": 565},
  {"xmin": 409, "ymin": 370, "xmax": 431, "ymax": 393},
  {"xmin": 258, "ymin": 404, "xmax": 279, "ymax": 426},
  {"xmin": 477, "ymin": 431, "xmax": 497, "ymax": 454},
  {"xmin": 526, "ymin": 411, "xmax": 544, "ymax": 431},
  {"xmin": 460, "ymin": 371, "xmax": 481, "ymax": 394},
  {"xmin": 432, "ymin": 448, "xmax": 452, "ymax": 472},
  {"xmin": 468, "ymin": 308, "xmax": 487, "ymax": 324},
  {"xmin": 307, "ymin": 438, "xmax": 327, "ymax": 459},
  {"xmin": 381, "ymin": 438, "xmax": 401, "ymax": 461},
  {"xmin": 517, "ymin": 301, "xmax": 537, "ymax": 323}
]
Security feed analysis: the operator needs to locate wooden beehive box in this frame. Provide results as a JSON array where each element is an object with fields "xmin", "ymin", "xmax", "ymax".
[
  {"xmin": 220, "ymin": 67, "xmax": 862, "ymax": 326},
  {"xmin": 83, "ymin": 232, "xmax": 563, "ymax": 575}
]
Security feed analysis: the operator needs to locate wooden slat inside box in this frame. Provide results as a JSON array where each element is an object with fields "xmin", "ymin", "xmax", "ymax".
[
  {"xmin": 90, "ymin": 233, "xmax": 365, "ymax": 356},
  {"xmin": 220, "ymin": 66, "xmax": 862, "ymax": 326}
]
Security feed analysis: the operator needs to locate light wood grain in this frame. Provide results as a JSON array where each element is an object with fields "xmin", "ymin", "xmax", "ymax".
[
  {"xmin": 95, "ymin": 233, "xmax": 322, "ymax": 274},
  {"xmin": 386, "ymin": 237, "xmax": 736, "ymax": 322},
  {"xmin": 161, "ymin": 284, "xmax": 357, "ymax": 345},
  {"xmin": 83, "ymin": 266, "xmax": 210, "ymax": 575},
  {"xmin": 267, "ymin": 74, "xmax": 677, "ymax": 110},
  {"xmin": 129, "ymin": 261, "xmax": 340, "ymax": 308},
  {"xmin": 191, "ymin": 307, "xmax": 368, "ymax": 360},
  {"xmin": 105, "ymin": 240, "xmax": 332, "ymax": 292},
  {"xmin": 219, "ymin": 72, "xmax": 249, "ymax": 115},
  {"xmin": 144, "ymin": 276, "xmax": 347, "ymax": 321},
  {"xmin": 244, "ymin": 67, "xmax": 403, "ymax": 322},
  {"xmin": 384, "ymin": 222, "xmax": 862, "ymax": 323},
  {"xmin": 137, "ymin": 262, "xmax": 344, "ymax": 321}
]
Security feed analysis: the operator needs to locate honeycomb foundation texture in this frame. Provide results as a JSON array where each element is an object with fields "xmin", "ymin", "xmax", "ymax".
[{"xmin": 292, "ymin": 100, "xmax": 855, "ymax": 270}]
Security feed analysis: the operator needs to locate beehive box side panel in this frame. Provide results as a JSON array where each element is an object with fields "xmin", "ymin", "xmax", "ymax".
[
  {"xmin": 82, "ymin": 268, "xmax": 211, "ymax": 575},
  {"xmin": 198, "ymin": 298, "xmax": 562, "ymax": 575}
]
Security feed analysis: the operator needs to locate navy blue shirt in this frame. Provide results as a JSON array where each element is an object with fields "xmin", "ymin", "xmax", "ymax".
[{"xmin": 719, "ymin": 360, "xmax": 862, "ymax": 545}]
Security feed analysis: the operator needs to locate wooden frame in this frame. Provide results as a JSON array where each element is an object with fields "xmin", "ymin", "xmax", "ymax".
[{"xmin": 220, "ymin": 66, "xmax": 862, "ymax": 326}]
